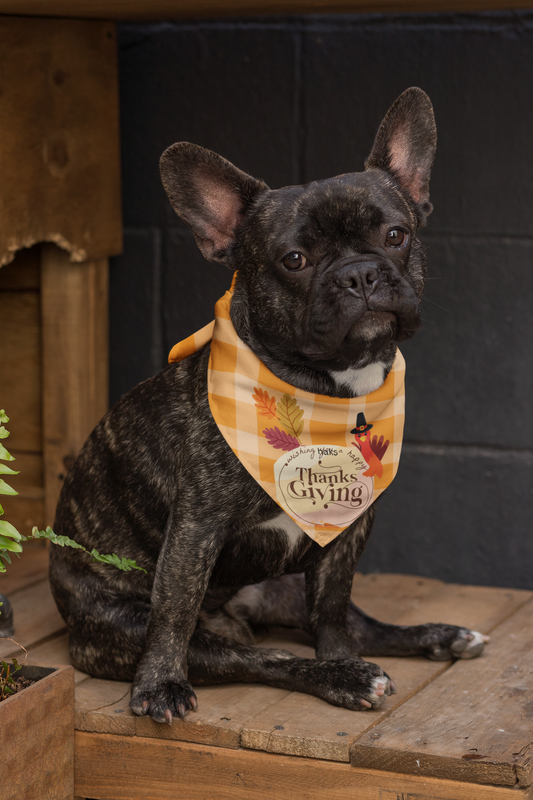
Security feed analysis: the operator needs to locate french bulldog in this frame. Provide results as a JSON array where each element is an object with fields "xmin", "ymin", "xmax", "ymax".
[{"xmin": 49, "ymin": 87, "xmax": 487, "ymax": 725}]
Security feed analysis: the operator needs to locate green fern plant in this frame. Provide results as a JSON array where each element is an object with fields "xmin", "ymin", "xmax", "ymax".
[{"xmin": 0, "ymin": 409, "xmax": 145, "ymax": 573}]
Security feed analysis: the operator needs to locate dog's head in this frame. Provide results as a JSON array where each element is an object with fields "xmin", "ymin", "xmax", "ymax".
[{"xmin": 160, "ymin": 87, "xmax": 436, "ymax": 396}]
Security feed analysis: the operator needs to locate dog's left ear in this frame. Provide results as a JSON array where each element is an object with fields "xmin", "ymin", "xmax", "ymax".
[{"xmin": 365, "ymin": 87, "xmax": 437, "ymax": 225}]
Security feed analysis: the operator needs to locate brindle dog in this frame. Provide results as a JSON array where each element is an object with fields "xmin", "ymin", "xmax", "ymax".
[{"xmin": 50, "ymin": 88, "xmax": 487, "ymax": 725}]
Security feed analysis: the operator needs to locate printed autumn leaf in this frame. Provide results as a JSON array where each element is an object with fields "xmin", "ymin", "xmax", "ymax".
[
  {"xmin": 252, "ymin": 387, "xmax": 278, "ymax": 420},
  {"xmin": 262, "ymin": 427, "xmax": 300, "ymax": 451},
  {"xmin": 277, "ymin": 393, "xmax": 304, "ymax": 439}
]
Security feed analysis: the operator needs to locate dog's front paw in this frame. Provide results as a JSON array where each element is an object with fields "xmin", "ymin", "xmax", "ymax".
[
  {"xmin": 425, "ymin": 627, "xmax": 489, "ymax": 661},
  {"xmin": 315, "ymin": 658, "xmax": 396, "ymax": 711},
  {"xmin": 130, "ymin": 678, "xmax": 198, "ymax": 724}
]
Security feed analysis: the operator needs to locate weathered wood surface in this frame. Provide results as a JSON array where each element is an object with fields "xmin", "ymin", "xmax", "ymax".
[
  {"xmin": 0, "ymin": 273, "xmax": 42, "ymax": 453},
  {"xmin": 352, "ymin": 593, "xmax": 533, "ymax": 787},
  {"xmin": 4, "ymin": 558, "xmax": 533, "ymax": 796},
  {"xmin": 65, "ymin": 574, "xmax": 532, "ymax": 765},
  {"xmin": 41, "ymin": 245, "xmax": 109, "ymax": 523},
  {"xmin": 0, "ymin": 17, "xmax": 121, "ymax": 266},
  {"xmin": 0, "ymin": 663, "xmax": 74, "ymax": 800},
  {"xmin": 74, "ymin": 731, "xmax": 533, "ymax": 800},
  {"xmin": 0, "ymin": 0, "xmax": 531, "ymax": 21}
]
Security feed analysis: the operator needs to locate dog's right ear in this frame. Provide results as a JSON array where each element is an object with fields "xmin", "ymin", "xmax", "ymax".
[{"xmin": 160, "ymin": 143, "xmax": 268, "ymax": 265}]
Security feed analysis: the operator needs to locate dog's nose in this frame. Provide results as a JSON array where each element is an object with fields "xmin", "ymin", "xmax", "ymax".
[{"xmin": 334, "ymin": 263, "xmax": 379, "ymax": 294}]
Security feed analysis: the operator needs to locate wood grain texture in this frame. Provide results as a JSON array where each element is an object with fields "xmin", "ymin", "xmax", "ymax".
[
  {"xmin": 351, "ymin": 596, "xmax": 533, "ymax": 787},
  {"xmin": 0, "ymin": 664, "xmax": 74, "ymax": 800},
  {"xmin": 74, "ymin": 732, "xmax": 533, "ymax": 800},
  {"xmin": 67, "ymin": 574, "xmax": 533, "ymax": 764},
  {"xmin": 0, "ymin": 288, "xmax": 42, "ymax": 452},
  {"xmin": 0, "ymin": 17, "xmax": 121, "ymax": 266},
  {"xmin": 241, "ymin": 576, "xmax": 531, "ymax": 761},
  {"xmin": 0, "ymin": 0, "xmax": 531, "ymax": 20},
  {"xmin": 41, "ymin": 245, "xmax": 109, "ymax": 523}
]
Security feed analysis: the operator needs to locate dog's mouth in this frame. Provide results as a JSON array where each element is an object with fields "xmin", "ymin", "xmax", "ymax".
[{"xmin": 300, "ymin": 305, "xmax": 419, "ymax": 368}]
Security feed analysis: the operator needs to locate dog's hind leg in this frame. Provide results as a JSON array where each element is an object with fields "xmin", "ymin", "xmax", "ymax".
[
  {"xmin": 226, "ymin": 575, "xmax": 487, "ymax": 661},
  {"xmin": 345, "ymin": 604, "xmax": 488, "ymax": 660},
  {"xmin": 62, "ymin": 597, "xmax": 149, "ymax": 682}
]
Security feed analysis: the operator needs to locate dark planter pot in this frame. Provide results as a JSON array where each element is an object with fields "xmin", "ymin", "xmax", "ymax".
[{"xmin": 0, "ymin": 662, "xmax": 75, "ymax": 800}]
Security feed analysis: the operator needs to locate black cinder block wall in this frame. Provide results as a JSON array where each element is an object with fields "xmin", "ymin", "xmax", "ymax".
[{"xmin": 111, "ymin": 12, "xmax": 533, "ymax": 589}]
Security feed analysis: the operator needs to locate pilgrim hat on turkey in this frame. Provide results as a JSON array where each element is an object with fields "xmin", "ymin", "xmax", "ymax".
[{"xmin": 350, "ymin": 412, "xmax": 373, "ymax": 435}]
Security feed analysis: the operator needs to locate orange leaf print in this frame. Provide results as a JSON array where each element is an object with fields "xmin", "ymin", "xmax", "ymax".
[{"xmin": 253, "ymin": 387, "xmax": 278, "ymax": 420}]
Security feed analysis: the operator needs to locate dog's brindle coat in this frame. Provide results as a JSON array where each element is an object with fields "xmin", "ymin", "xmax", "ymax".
[{"xmin": 50, "ymin": 88, "xmax": 486, "ymax": 725}]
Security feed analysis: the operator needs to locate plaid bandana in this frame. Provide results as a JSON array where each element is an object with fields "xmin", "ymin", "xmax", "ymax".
[{"xmin": 169, "ymin": 286, "xmax": 405, "ymax": 547}]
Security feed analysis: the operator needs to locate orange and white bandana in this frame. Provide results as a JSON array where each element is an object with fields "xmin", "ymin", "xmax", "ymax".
[{"xmin": 169, "ymin": 287, "xmax": 405, "ymax": 547}]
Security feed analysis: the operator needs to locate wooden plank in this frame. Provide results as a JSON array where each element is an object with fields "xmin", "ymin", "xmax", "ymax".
[
  {"xmin": 0, "ymin": 17, "xmax": 121, "ymax": 266},
  {"xmin": 75, "ymin": 678, "xmax": 136, "ymax": 736},
  {"xmin": 41, "ymin": 245, "xmax": 109, "ymax": 524},
  {"xmin": 353, "ymin": 572, "xmax": 532, "ymax": 631},
  {"xmin": 74, "ymin": 731, "xmax": 532, "ymax": 800},
  {"xmin": 241, "ymin": 577, "xmax": 531, "ymax": 762},
  {"xmin": 136, "ymin": 682, "xmax": 290, "ymax": 749},
  {"xmin": 0, "ymin": 578, "xmax": 65, "ymax": 659},
  {"xmin": 0, "ymin": 543, "xmax": 49, "ymax": 595},
  {"xmin": 0, "ymin": 0, "xmax": 532, "ymax": 20},
  {"xmin": 0, "ymin": 287, "xmax": 42, "ymax": 452},
  {"xmin": 351, "ymin": 595, "xmax": 533, "ymax": 787}
]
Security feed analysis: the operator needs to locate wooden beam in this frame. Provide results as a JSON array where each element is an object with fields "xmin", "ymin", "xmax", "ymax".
[
  {"xmin": 0, "ymin": 0, "xmax": 531, "ymax": 18},
  {"xmin": 74, "ymin": 732, "xmax": 532, "ymax": 800},
  {"xmin": 41, "ymin": 244, "xmax": 109, "ymax": 526},
  {"xmin": 0, "ymin": 17, "xmax": 121, "ymax": 266}
]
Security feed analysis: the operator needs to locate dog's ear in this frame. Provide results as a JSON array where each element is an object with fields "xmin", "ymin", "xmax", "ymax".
[
  {"xmin": 160, "ymin": 143, "xmax": 268, "ymax": 264},
  {"xmin": 365, "ymin": 87, "xmax": 437, "ymax": 224}
]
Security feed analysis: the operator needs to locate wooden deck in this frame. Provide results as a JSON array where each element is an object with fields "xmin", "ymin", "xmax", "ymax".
[{"xmin": 3, "ymin": 546, "xmax": 533, "ymax": 799}]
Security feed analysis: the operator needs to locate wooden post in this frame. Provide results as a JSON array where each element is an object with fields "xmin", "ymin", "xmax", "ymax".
[
  {"xmin": 41, "ymin": 245, "xmax": 109, "ymax": 525},
  {"xmin": 0, "ymin": 17, "xmax": 122, "ymax": 528}
]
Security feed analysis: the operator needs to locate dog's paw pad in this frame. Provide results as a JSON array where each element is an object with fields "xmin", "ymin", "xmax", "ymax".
[{"xmin": 452, "ymin": 630, "xmax": 488, "ymax": 659}]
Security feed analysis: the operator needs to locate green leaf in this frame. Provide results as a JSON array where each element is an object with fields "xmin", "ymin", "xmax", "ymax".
[
  {"xmin": 0, "ymin": 410, "xmax": 8, "ymax": 423},
  {"xmin": 0, "ymin": 520, "xmax": 21, "ymax": 540},
  {"xmin": 0, "ymin": 535, "xmax": 22, "ymax": 552},
  {"xmin": 0, "ymin": 464, "xmax": 19, "ymax": 476},
  {"xmin": 0, "ymin": 479, "xmax": 17, "ymax": 496},
  {"xmin": 30, "ymin": 527, "xmax": 84, "ymax": 549},
  {"xmin": 0, "ymin": 426, "xmax": 9, "ymax": 439},
  {"xmin": 0, "ymin": 443, "xmax": 14, "ymax": 462},
  {"xmin": 89, "ymin": 550, "xmax": 146, "ymax": 573}
]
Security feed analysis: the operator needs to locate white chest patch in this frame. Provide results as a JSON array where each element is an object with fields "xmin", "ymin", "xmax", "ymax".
[
  {"xmin": 258, "ymin": 511, "xmax": 305, "ymax": 557},
  {"xmin": 330, "ymin": 362, "xmax": 386, "ymax": 396}
]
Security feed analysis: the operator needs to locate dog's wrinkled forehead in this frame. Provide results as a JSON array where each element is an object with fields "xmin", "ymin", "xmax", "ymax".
[{"xmin": 252, "ymin": 171, "xmax": 415, "ymax": 256}]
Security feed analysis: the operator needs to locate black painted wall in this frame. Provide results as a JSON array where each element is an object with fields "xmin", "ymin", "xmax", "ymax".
[{"xmin": 110, "ymin": 11, "xmax": 533, "ymax": 589}]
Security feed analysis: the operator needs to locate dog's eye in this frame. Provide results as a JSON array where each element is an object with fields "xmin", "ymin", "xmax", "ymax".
[
  {"xmin": 282, "ymin": 252, "xmax": 307, "ymax": 271},
  {"xmin": 386, "ymin": 228, "xmax": 407, "ymax": 248}
]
